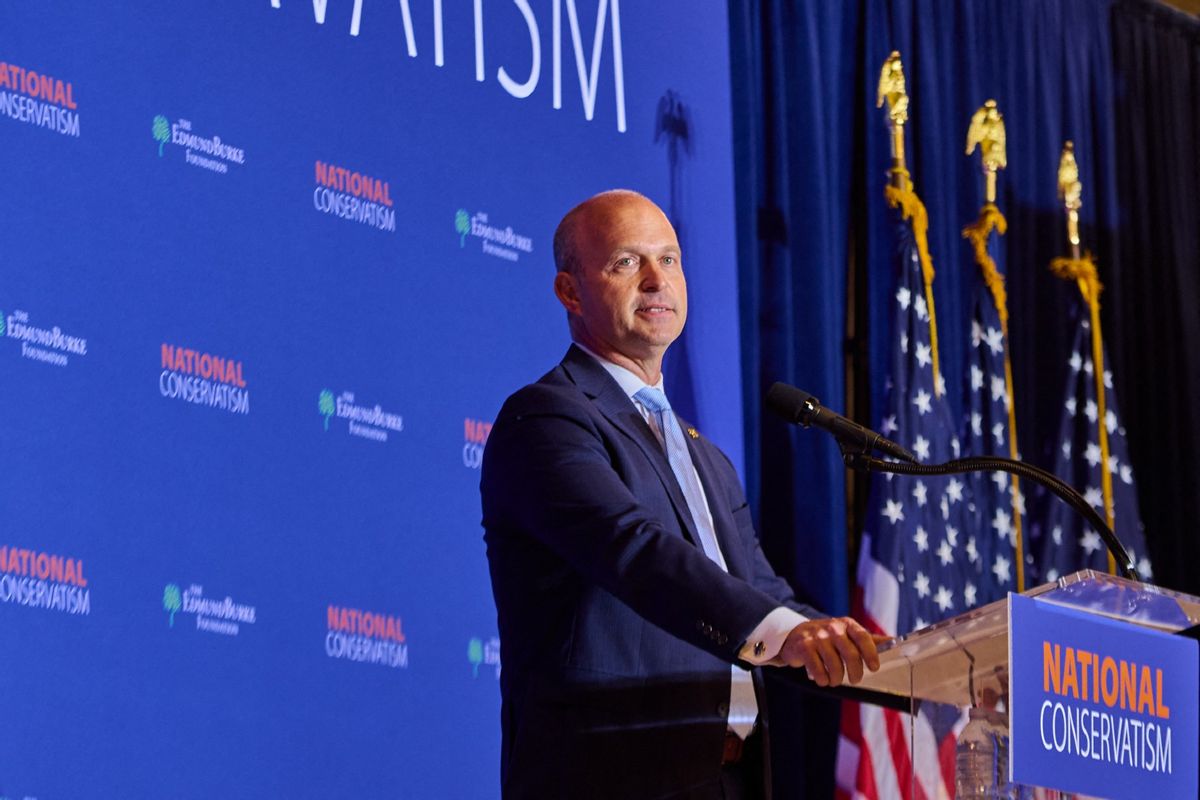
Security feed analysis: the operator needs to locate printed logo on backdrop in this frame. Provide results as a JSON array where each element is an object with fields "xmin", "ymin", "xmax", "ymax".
[
  {"xmin": 151, "ymin": 114, "xmax": 246, "ymax": 175},
  {"xmin": 326, "ymin": 604, "xmax": 408, "ymax": 669},
  {"xmin": 0, "ymin": 60, "xmax": 80, "ymax": 138},
  {"xmin": 0, "ymin": 545, "xmax": 90, "ymax": 616},
  {"xmin": 162, "ymin": 582, "xmax": 257, "ymax": 636},
  {"xmin": 318, "ymin": 389, "xmax": 403, "ymax": 443},
  {"xmin": 463, "ymin": 418, "xmax": 492, "ymax": 469},
  {"xmin": 160, "ymin": 343, "xmax": 250, "ymax": 416},
  {"xmin": 455, "ymin": 209, "xmax": 533, "ymax": 262},
  {"xmin": 2, "ymin": 308, "xmax": 89, "ymax": 367},
  {"xmin": 313, "ymin": 161, "xmax": 396, "ymax": 233},
  {"xmin": 269, "ymin": 0, "xmax": 627, "ymax": 131},
  {"xmin": 467, "ymin": 635, "xmax": 500, "ymax": 679}
]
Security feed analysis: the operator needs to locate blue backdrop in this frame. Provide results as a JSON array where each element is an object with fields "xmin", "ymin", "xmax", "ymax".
[{"xmin": 0, "ymin": 2, "xmax": 745, "ymax": 796}]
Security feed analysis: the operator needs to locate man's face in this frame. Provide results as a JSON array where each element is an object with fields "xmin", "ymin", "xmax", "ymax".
[{"xmin": 555, "ymin": 195, "xmax": 687, "ymax": 366}]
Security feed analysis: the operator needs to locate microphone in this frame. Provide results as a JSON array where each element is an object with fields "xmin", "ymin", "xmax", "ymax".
[{"xmin": 766, "ymin": 382, "xmax": 918, "ymax": 464}]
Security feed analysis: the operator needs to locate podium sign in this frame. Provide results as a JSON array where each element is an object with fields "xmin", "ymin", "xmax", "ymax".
[{"xmin": 1009, "ymin": 593, "xmax": 1198, "ymax": 799}]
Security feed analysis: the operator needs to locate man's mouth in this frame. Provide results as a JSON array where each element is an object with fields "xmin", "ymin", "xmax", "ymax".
[{"xmin": 637, "ymin": 304, "xmax": 673, "ymax": 314}]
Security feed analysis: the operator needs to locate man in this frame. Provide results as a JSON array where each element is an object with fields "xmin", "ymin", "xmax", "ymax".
[{"xmin": 481, "ymin": 190, "xmax": 879, "ymax": 799}]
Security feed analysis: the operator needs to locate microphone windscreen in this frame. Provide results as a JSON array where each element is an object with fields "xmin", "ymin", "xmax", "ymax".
[{"xmin": 765, "ymin": 383, "xmax": 816, "ymax": 424}]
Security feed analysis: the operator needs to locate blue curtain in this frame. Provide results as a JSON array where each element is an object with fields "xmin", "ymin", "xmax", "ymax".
[{"xmin": 733, "ymin": 0, "xmax": 1199, "ymax": 796}]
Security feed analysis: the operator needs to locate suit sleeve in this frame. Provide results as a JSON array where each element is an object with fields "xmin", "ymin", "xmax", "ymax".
[{"xmin": 481, "ymin": 386, "xmax": 783, "ymax": 663}]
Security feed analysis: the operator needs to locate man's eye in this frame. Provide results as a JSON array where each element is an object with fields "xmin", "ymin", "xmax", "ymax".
[
  {"xmin": 615, "ymin": 257, "xmax": 635, "ymax": 267},
  {"xmin": 662, "ymin": 256, "xmax": 677, "ymax": 266}
]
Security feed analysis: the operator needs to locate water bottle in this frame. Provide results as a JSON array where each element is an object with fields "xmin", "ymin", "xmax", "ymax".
[{"xmin": 956, "ymin": 707, "xmax": 998, "ymax": 798}]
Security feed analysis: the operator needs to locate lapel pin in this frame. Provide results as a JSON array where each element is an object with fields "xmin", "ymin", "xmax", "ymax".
[{"xmin": 686, "ymin": 427, "xmax": 699, "ymax": 439}]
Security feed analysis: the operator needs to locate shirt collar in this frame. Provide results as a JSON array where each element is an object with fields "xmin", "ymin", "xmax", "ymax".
[{"xmin": 573, "ymin": 341, "xmax": 665, "ymax": 401}]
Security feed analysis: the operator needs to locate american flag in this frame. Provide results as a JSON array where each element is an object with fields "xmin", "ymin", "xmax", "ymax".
[
  {"xmin": 1031, "ymin": 282, "xmax": 1152, "ymax": 584},
  {"xmin": 837, "ymin": 195, "xmax": 980, "ymax": 800},
  {"xmin": 959, "ymin": 206, "xmax": 1020, "ymax": 602}
]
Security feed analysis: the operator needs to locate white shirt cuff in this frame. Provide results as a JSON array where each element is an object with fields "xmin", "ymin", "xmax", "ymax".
[{"xmin": 738, "ymin": 606, "xmax": 808, "ymax": 665}]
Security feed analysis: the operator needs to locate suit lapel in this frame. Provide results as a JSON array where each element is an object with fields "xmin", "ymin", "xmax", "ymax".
[
  {"xmin": 559, "ymin": 346, "xmax": 703, "ymax": 549},
  {"xmin": 685, "ymin": 433, "xmax": 753, "ymax": 581}
]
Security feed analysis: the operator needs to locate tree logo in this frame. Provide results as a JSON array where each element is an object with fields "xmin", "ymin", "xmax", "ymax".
[
  {"xmin": 467, "ymin": 637, "xmax": 484, "ymax": 677},
  {"xmin": 454, "ymin": 209, "xmax": 471, "ymax": 248},
  {"xmin": 163, "ymin": 583, "xmax": 182, "ymax": 627},
  {"xmin": 318, "ymin": 389, "xmax": 335, "ymax": 431},
  {"xmin": 152, "ymin": 115, "xmax": 170, "ymax": 157}
]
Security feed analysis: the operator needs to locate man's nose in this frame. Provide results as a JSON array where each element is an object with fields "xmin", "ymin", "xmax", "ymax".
[{"xmin": 639, "ymin": 259, "xmax": 668, "ymax": 290}]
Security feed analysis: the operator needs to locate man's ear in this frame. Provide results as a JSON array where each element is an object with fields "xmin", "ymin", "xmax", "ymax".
[{"xmin": 554, "ymin": 271, "xmax": 581, "ymax": 315}]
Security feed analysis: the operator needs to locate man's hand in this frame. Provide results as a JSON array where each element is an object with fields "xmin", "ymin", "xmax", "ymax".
[{"xmin": 777, "ymin": 617, "xmax": 883, "ymax": 687}]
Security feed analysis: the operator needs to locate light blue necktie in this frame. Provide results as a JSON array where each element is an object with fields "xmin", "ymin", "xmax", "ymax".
[
  {"xmin": 633, "ymin": 387, "xmax": 728, "ymax": 570},
  {"xmin": 634, "ymin": 386, "xmax": 757, "ymax": 737}
]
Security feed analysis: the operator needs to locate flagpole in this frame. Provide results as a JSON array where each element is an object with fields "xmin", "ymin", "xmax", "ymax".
[
  {"xmin": 877, "ymin": 52, "xmax": 943, "ymax": 395},
  {"xmin": 963, "ymin": 100, "xmax": 1025, "ymax": 591},
  {"xmin": 1053, "ymin": 142, "xmax": 1118, "ymax": 575}
]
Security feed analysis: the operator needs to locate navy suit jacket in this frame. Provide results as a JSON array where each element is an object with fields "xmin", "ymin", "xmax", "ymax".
[{"xmin": 481, "ymin": 346, "xmax": 818, "ymax": 799}]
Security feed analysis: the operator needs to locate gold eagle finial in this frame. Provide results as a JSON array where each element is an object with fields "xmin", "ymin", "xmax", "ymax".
[
  {"xmin": 966, "ymin": 100, "xmax": 1007, "ymax": 203},
  {"xmin": 876, "ymin": 51, "xmax": 909, "ymax": 124},
  {"xmin": 1057, "ymin": 141, "xmax": 1082, "ymax": 248},
  {"xmin": 877, "ymin": 51, "xmax": 910, "ymax": 187}
]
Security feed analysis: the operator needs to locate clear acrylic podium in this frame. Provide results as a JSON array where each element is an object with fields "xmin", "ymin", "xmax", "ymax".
[{"xmin": 848, "ymin": 570, "xmax": 1200, "ymax": 798}]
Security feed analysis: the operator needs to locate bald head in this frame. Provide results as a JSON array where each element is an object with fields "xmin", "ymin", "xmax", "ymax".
[
  {"xmin": 550, "ymin": 190, "xmax": 685, "ymax": 385},
  {"xmin": 553, "ymin": 190, "xmax": 669, "ymax": 275}
]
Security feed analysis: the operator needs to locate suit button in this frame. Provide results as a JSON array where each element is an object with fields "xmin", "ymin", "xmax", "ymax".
[{"xmin": 717, "ymin": 701, "xmax": 729, "ymax": 716}]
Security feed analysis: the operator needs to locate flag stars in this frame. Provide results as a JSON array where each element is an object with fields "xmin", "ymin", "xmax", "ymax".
[
  {"xmin": 1052, "ymin": 525, "xmax": 1063, "ymax": 545},
  {"xmin": 883, "ymin": 499, "xmax": 905, "ymax": 524},
  {"xmin": 912, "ymin": 481, "xmax": 928, "ymax": 507},
  {"xmin": 1084, "ymin": 359, "xmax": 1094, "ymax": 376},
  {"xmin": 913, "ymin": 435, "xmax": 931, "ymax": 461},
  {"xmin": 992, "ymin": 422, "xmax": 1005, "ymax": 447},
  {"xmin": 1066, "ymin": 397, "xmax": 1077, "ymax": 416},
  {"xmin": 915, "ymin": 342, "xmax": 932, "ymax": 368},
  {"xmin": 946, "ymin": 478, "xmax": 964, "ymax": 504},
  {"xmin": 991, "ymin": 471, "xmax": 1008, "ymax": 492},
  {"xmin": 1069, "ymin": 352, "xmax": 1082, "ymax": 372},
  {"xmin": 966, "ymin": 536, "xmax": 979, "ymax": 563},
  {"xmin": 1103, "ymin": 370, "xmax": 1113, "ymax": 389},
  {"xmin": 936, "ymin": 539, "xmax": 954, "ymax": 566},
  {"xmin": 1080, "ymin": 529, "xmax": 1102, "ymax": 555},
  {"xmin": 992, "ymin": 508, "xmax": 1012, "ymax": 539},
  {"xmin": 1084, "ymin": 486, "xmax": 1103, "ymax": 509},
  {"xmin": 971, "ymin": 365, "xmax": 984, "ymax": 392},
  {"xmin": 940, "ymin": 496, "xmax": 950, "ymax": 521},
  {"xmin": 913, "ymin": 390, "xmax": 932, "ymax": 416},
  {"xmin": 1084, "ymin": 400, "xmax": 1098, "ymax": 423},
  {"xmin": 1014, "ymin": 489, "xmax": 1026, "ymax": 516},
  {"xmin": 1084, "ymin": 442, "xmax": 1102, "ymax": 467},
  {"xmin": 901, "ymin": 333, "xmax": 909, "ymax": 354},
  {"xmin": 1105, "ymin": 410, "xmax": 1118, "ymax": 434},
  {"xmin": 934, "ymin": 585, "xmax": 954, "ymax": 612},
  {"xmin": 1107, "ymin": 455, "xmax": 1119, "ymax": 474},
  {"xmin": 1062, "ymin": 440, "xmax": 1072, "ymax": 459},
  {"xmin": 913, "ymin": 526, "xmax": 929, "ymax": 552},
  {"xmin": 1138, "ymin": 558, "xmax": 1152, "ymax": 579},
  {"xmin": 993, "ymin": 554, "xmax": 1012, "ymax": 583},
  {"xmin": 971, "ymin": 320, "xmax": 984, "ymax": 348},
  {"xmin": 913, "ymin": 571, "xmax": 931, "ymax": 598},
  {"xmin": 881, "ymin": 415, "xmax": 899, "ymax": 435},
  {"xmin": 936, "ymin": 373, "xmax": 947, "ymax": 397},
  {"xmin": 896, "ymin": 287, "xmax": 912, "ymax": 310},
  {"xmin": 983, "ymin": 327, "xmax": 1004, "ymax": 355},
  {"xmin": 915, "ymin": 296, "xmax": 929, "ymax": 321},
  {"xmin": 964, "ymin": 582, "xmax": 977, "ymax": 607},
  {"xmin": 990, "ymin": 375, "xmax": 1007, "ymax": 403},
  {"xmin": 1120, "ymin": 464, "xmax": 1134, "ymax": 484},
  {"xmin": 946, "ymin": 525, "xmax": 959, "ymax": 547}
]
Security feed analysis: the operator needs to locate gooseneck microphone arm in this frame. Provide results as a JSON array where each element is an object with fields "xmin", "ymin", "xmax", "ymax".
[
  {"xmin": 840, "ymin": 449, "xmax": 1137, "ymax": 581},
  {"xmin": 765, "ymin": 381, "xmax": 1137, "ymax": 581}
]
